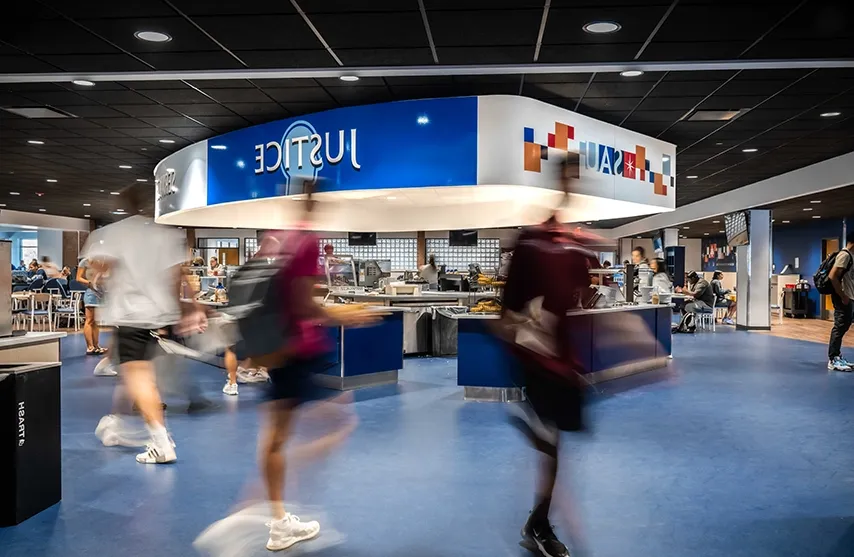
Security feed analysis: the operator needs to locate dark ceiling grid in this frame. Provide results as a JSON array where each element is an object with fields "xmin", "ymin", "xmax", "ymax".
[{"xmin": 416, "ymin": 0, "xmax": 440, "ymax": 65}]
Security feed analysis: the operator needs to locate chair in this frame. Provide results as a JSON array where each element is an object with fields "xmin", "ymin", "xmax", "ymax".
[
  {"xmin": 25, "ymin": 293, "xmax": 54, "ymax": 332},
  {"xmin": 28, "ymin": 277, "xmax": 45, "ymax": 292},
  {"xmin": 44, "ymin": 278, "xmax": 69, "ymax": 298},
  {"xmin": 55, "ymin": 290, "xmax": 83, "ymax": 331},
  {"xmin": 697, "ymin": 304, "xmax": 716, "ymax": 331}
]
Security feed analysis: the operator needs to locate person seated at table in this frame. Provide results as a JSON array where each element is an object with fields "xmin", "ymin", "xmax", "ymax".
[
  {"xmin": 712, "ymin": 270, "xmax": 736, "ymax": 325},
  {"xmin": 676, "ymin": 270, "xmax": 716, "ymax": 315},
  {"xmin": 208, "ymin": 256, "xmax": 223, "ymax": 276},
  {"xmin": 40, "ymin": 256, "xmax": 62, "ymax": 279},
  {"xmin": 26, "ymin": 259, "xmax": 39, "ymax": 277},
  {"xmin": 650, "ymin": 258, "xmax": 673, "ymax": 293}
]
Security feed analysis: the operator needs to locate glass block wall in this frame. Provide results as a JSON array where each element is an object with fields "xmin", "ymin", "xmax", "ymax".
[
  {"xmin": 244, "ymin": 237, "xmax": 258, "ymax": 260},
  {"xmin": 318, "ymin": 238, "xmax": 418, "ymax": 271},
  {"xmin": 425, "ymin": 238, "xmax": 500, "ymax": 271}
]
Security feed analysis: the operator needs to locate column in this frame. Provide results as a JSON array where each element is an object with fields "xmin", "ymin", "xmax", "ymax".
[
  {"xmin": 619, "ymin": 238, "xmax": 633, "ymax": 266},
  {"xmin": 663, "ymin": 228, "xmax": 679, "ymax": 248},
  {"xmin": 417, "ymin": 231, "xmax": 426, "ymax": 267},
  {"xmin": 736, "ymin": 209, "xmax": 771, "ymax": 330}
]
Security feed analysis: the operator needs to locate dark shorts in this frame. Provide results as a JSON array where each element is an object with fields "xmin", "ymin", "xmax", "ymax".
[
  {"xmin": 114, "ymin": 326, "xmax": 161, "ymax": 365},
  {"xmin": 267, "ymin": 354, "xmax": 332, "ymax": 405},
  {"xmin": 520, "ymin": 361, "xmax": 586, "ymax": 433}
]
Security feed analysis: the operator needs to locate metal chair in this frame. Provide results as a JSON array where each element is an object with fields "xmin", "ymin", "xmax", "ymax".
[
  {"xmin": 697, "ymin": 304, "xmax": 716, "ymax": 331},
  {"xmin": 55, "ymin": 290, "xmax": 83, "ymax": 331},
  {"xmin": 26, "ymin": 292, "xmax": 54, "ymax": 331}
]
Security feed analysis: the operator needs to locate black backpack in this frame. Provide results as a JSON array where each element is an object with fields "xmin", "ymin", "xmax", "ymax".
[
  {"xmin": 814, "ymin": 249, "xmax": 852, "ymax": 295},
  {"xmin": 672, "ymin": 312, "xmax": 696, "ymax": 334}
]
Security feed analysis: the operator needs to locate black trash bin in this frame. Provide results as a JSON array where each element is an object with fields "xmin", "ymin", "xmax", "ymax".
[
  {"xmin": 431, "ymin": 306, "xmax": 468, "ymax": 356},
  {"xmin": 0, "ymin": 362, "xmax": 62, "ymax": 526}
]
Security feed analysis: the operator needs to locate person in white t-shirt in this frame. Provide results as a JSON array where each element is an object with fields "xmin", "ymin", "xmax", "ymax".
[
  {"xmin": 87, "ymin": 185, "xmax": 206, "ymax": 464},
  {"xmin": 419, "ymin": 254, "xmax": 440, "ymax": 290}
]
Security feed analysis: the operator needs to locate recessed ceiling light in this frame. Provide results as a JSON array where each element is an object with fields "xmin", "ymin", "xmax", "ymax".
[
  {"xmin": 110, "ymin": 191, "xmax": 120, "ymax": 195},
  {"xmin": 719, "ymin": 230, "xmax": 725, "ymax": 233},
  {"xmin": 820, "ymin": 111, "xmax": 841, "ymax": 118},
  {"xmin": 810, "ymin": 200, "xmax": 821, "ymax": 204},
  {"xmin": 583, "ymin": 21, "xmax": 621, "ymax": 34},
  {"xmin": 704, "ymin": 233, "xmax": 709, "ymax": 235},
  {"xmin": 134, "ymin": 30, "xmax": 171, "ymax": 43},
  {"xmin": 712, "ymin": 220, "xmax": 720, "ymax": 223},
  {"xmin": 812, "ymin": 215, "xmax": 821, "ymax": 219},
  {"xmin": 38, "ymin": 208, "xmax": 46, "ymax": 212},
  {"xmin": 46, "ymin": 179, "xmax": 57, "ymax": 183},
  {"xmin": 211, "ymin": 144, "xmax": 227, "ymax": 150},
  {"xmin": 27, "ymin": 140, "xmax": 44, "ymax": 145},
  {"xmin": 715, "ymin": 142, "xmax": 723, "ymax": 146},
  {"xmin": 782, "ymin": 220, "xmax": 790, "ymax": 224},
  {"xmin": 159, "ymin": 139, "xmax": 175, "ymax": 144},
  {"xmin": 84, "ymin": 214, "xmax": 90, "ymax": 218},
  {"xmin": 682, "ymin": 226, "xmax": 690, "ymax": 229},
  {"xmin": 72, "ymin": 80, "xmax": 95, "ymax": 87},
  {"xmin": 0, "ymin": 204, "xmax": 5, "ymax": 207},
  {"xmin": 636, "ymin": 236, "xmax": 642, "ymax": 239},
  {"xmin": 118, "ymin": 165, "xmax": 132, "ymax": 169},
  {"xmin": 803, "ymin": 207, "xmax": 813, "ymax": 211},
  {"xmin": 339, "ymin": 75, "xmax": 360, "ymax": 82},
  {"xmin": 9, "ymin": 192, "xmax": 20, "ymax": 195},
  {"xmin": 585, "ymin": 222, "xmax": 592, "ymax": 225},
  {"xmin": 742, "ymin": 148, "xmax": 758, "ymax": 153},
  {"xmin": 136, "ymin": 178, "xmax": 147, "ymax": 182},
  {"xmin": 83, "ymin": 203, "xmax": 91, "ymax": 207},
  {"xmin": 686, "ymin": 175, "xmax": 698, "ymax": 179},
  {"xmin": 620, "ymin": 70, "xmax": 644, "ymax": 77}
]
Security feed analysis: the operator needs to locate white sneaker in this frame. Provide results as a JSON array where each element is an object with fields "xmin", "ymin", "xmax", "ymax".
[
  {"xmin": 136, "ymin": 440, "xmax": 177, "ymax": 464},
  {"xmin": 237, "ymin": 367, "xmax": 269, "ymax": 383},
  {"xmin": 222, "ymin": 381, "xmax": 239, "ymax": 396},
  {"xmin": 93, "ymin": 358, "xmax": 117, "ymax": 376},
  {"xmin": 95, "ymin": 415, "xmax": 147, "ymax": 447},
  {"xmin": 266, "ymin": 513, "xmax": 320, "ymax": 551},
  {"xmin": 828, "ymin": 357, "xmax": 853, "ymax": 372}
]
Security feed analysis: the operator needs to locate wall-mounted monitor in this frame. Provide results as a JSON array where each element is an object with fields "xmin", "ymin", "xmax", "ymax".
[
  {"xmin": 348, "ymin": 232, "xmax": 377, "ymax": 246},
  {"xmin": 449, "ymin": 229, "xmax": 478, "ymax": 247},
  {"xmin": 725, "ymin": 212, "xmax": 750, "ymax": 246}
]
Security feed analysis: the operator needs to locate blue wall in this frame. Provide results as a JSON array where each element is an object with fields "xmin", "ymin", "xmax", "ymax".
[
  {"xmin": 0, "ymin": 231, "xmax": 37, "ymax": 267},
  {"xmin": 773, "ymin": 218, "xmax": 849, "ymax": 317}
]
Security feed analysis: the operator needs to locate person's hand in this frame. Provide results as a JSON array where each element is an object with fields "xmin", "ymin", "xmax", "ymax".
[
  {"xmin": 675, "ymin": 286, "xmax": 683, "ymax": 293},
  {"xmin": 176, "ymin": 307, "xmax": 208, "ymax": 335}
]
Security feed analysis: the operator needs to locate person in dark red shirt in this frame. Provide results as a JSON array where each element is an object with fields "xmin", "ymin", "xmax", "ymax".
[{"xmin": 496, "ymin": 156, "xmax": 598, "ymax": 557}]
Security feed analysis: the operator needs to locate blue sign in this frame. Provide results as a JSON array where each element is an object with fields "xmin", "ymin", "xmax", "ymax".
[{"xmin": 206, "ymin": 97, "xmax": 478, "ymax": 205}]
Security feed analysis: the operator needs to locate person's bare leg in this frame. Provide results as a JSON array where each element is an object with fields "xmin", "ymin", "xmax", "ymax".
[
  {"xmin": 122, "ymin": 360, "xmax": 165, "ymax": 427},
  {"xmin": 260, "ymin": 399, "xmax": 294, "ymax": 520},
  {"xmin": 92, "ymin": 318, "xmax": 101, "ymax": 350},
  {"xmin": 225, "ymin": 348, "xmax": 238, "ymax": 386},
  {"xmin": 84, "ymin": 308, "xmax": 96, "ymax": 351}
]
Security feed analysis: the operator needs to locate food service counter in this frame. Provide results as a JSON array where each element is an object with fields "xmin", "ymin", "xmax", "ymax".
[
  {"xmin": 454, "ymin": 304, "xmax": 672, "ymax": 401},
  {"xmin": 0, "ymin": 332, "xmax": 67, "ymax": 364},
  {"xmin": 313, "ymin": 307, "xmax": 405, "ymax": 390}
]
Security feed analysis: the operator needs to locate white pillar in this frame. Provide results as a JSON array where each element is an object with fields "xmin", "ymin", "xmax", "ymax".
[
  {"xmin": 663, "ymin": 228, "xmax": 679, "ymax": 248},
  {"xmin": 736, "ymin": 209, "xmax": 771, "ymax": 330},
  {"xmin": 619, "ymin": 238, "xmax": 633, "ymax": 265}
]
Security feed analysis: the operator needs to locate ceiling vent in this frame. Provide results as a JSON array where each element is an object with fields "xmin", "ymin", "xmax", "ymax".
[
  {"xmin": 685, "ymin": 109, "xmax": 748, "ymax": 122},
  {"xmin": 2, "ymin": 106, "xmax": 77, "ymax": 118}
]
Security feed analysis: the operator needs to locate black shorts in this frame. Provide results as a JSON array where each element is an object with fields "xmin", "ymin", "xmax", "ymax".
[
  {"xmin": 267, "ymin": 355, "xmax": 331, "ymax": 405},
  {"xmin": 113, "ymin": 326, "xmax": 162, "ymax": 365},
  {"xmin": 523, "ymin": 363, "xmax": 586, "ymax": 433}
]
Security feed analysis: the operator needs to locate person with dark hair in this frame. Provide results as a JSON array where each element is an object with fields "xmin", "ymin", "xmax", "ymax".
[
  {"xmin": 602, "ymin": 260, "xmax": 612, "ymax": 268},
  {"xmin": 711, "ymin": 270, "xmax": 736, "ymax": 325},
  {"xmin": 419, "ymin": 254, "xmax": 439, "ymax": 289},
  {"xmin": 678, "ymin": 270, "xmax": 716, "ymax": 315},
  {"xmin": 631, "ymin": 246, "xmax": 648, "ymax": 266},
  {"xmin": 827, "ymin": 231, "xmax": 854, "ymax": 371},
  {"xmin": 650, "ymin": 258, "xmax": 673, "ymax": 293}
]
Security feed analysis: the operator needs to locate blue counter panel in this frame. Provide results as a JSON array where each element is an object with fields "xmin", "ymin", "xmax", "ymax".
[
  {"xmin": 341, "ymin": 311, "xmax": 404, "ymax": 377},
  {"xmin": 457, "ymin": 318, "xmax": 517, "ymax": 388},
  {"xmin": 656, "ymin": 306, "xmax": 672, "ymax": 357},
  {"xmin": 590, "ymin": 308, "xmax": 658, "ymax": 372}
]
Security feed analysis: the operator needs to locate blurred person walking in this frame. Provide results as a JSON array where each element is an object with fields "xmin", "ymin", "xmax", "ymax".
[
  {"xmin": 495, "ymin": 156, "xmax": 598, "ymax": 557},
  {"xmin": 86, "ymin": 184, "xmax": 205, "ymax": 464}
]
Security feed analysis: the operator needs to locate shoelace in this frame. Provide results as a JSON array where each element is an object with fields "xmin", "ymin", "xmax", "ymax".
[{"xmin": 265, "ymin": 514, "xmax": 303, "ymax": 528}]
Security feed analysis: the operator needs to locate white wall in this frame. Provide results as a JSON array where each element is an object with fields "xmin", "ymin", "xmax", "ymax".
[
  {"xmin": 193, "ymin": 228, "xmax": 259, "ymax": 265},
  {"xmin": 37, "ymin": 229, "xmax": 62, "ymax": 264},
  {"xmin": 680, "ymin": 238, "xmax": 702, "ymax": 273}
]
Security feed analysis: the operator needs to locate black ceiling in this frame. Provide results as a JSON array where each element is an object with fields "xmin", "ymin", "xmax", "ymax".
[{"xmin": 1, "ymin": 0, "xmax": 854, "ymax": 222}]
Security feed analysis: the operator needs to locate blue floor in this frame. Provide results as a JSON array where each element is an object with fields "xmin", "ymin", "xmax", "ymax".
[{"xmin": 3, "ymin": 330, "xmax": 854, "ymax": 557}]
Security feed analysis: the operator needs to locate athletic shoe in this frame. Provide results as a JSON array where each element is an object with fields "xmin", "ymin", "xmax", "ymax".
[
  {"xmin": 237, "ymin": 367, "xmax": 269, "ymax": 384},
  {"xmin": 521, "ymin": 519, "xmax": 570, "ymax": 557},
  {"xmin": 95, "ymin": 415, "xmax": 148, "ymax": 447},
  {"xmin": 722, "ymin": 318, "xmax": 735, "ymax": 325},
  {"xmin": 93, "ymin": 358, "xmax": 117, "ymax": 376},
  {"xmin": 266, "ymin": 513, "xmax": 320, "ymax": 551},
  {"xmin": 839, "ymin": 356, "xmax": 853, "ymax": 369},
  {"xmin": 222, "ymin": 381, "xmax": 238, "ymax": 396},
  {"xmin": 136, "ymin": 441, "xmax": 177, "ymax": 464},
  {"xmin": 828, "ymin": 357, "xmax": 853, "ymax": 372}
]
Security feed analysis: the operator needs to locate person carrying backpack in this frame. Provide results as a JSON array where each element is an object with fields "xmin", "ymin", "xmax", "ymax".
[{"xmin": 823, "ymin": 232, "xmax": 854, "ymax": 371}]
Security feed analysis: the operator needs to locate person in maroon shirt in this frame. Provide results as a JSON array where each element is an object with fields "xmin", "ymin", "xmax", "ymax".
[{"xmin": 496, "ymin": 155, "xmax": 597, "ymax": 557}]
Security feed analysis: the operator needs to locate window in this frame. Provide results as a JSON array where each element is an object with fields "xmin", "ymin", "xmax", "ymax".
[
  {"xmin": 244, "ymin": 238, "xmax": 259, "ymax": 260},
  {"xmin": 21, "ymin": 238, "xmax": 38, "ymax": 264}
]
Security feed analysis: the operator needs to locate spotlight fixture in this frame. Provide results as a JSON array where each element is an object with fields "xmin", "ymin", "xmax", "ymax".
[
  {"xmin": 27, "ymin": 140, "xmax": 44, "ymax": 145},
  {"xmin": 84, "ymin": 214, "xmax": 90, "ymax": 218},
  {"xmin": 812, "ymin": 215, "xmax": 821, "ymax": 219},
  {"xmin": 134, "ymin": 30, "xmax": 171, "ymax": 43},
  {"xmin": 620, "ymin": 70, "xmax": 644, "ymax": 77},
  {"xmin": 810, "ymin": 200, "xmax": 821, "ymax": 204},
  {"xmin": 83, "ymin": 203, "xmax": 91, "ymax": 207},
  {"xmin": 687, "ymin": 175, "xmax": 698, "ymax": 179},
  {"xmin": 110, "ymin": 191, "xmax": 120, "ymax": 195},
  {"xmin": 803, "ymin": 207, "xmax": 813, "ymax": 211},
  {"xmin": 159, "ymin": 139, "xmax": 175, "ymax": 144},
  {"xmin": 9, "ymin": 192, "xmax": 20, "ymax": 195},
  {"xmin": 38, "ymin": 208, "xmax": 46, "ymax": 212},
  {"xmin": 72, "ymin": 80, "xmax": 95, "ymax": 87},
  {"xmin": 820, "ymin": 111, "xmax": 841, "ymax": 118},
  {"xmin": 339, "ymin": 75, "xmax": 360, "ymax": 82},
  {"xmin": 742, "ymin": 148, "xmax": 758, "ymax": 153},
  {"xmin": 118, "ymin": 165, "xmax": 132, "ymax": 169},
  {"xmin": 583, "ymin": 21, "xmax": 621, "ymax": 34},
  {"xmin": 136, "ymin": 179, "xmax": 147, "ymax": 182},
  {"xmin": 46, "ymin": 179, "xmax": 57, "ymax": 183},
  {"xmin": 782, "ymin": 220, "xmax": 790, "ymax": 224}
]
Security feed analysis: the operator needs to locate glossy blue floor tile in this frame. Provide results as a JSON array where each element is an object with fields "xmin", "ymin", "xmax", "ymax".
[{"xmin": 2, "ymin": 330, "xmax": 854, "ymax": 557}]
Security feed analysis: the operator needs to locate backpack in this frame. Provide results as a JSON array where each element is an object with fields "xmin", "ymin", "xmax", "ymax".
[
  {"xmin": 814, "ymin": 249, "xmax": 852, "ymax": 295},
  {"xmin": 223, "ymin": 255, "xmax": 289, "ymax": 361},
  {"xmin": 672, "ymin": 312, "xmax": 696, "ymax": 334}
]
